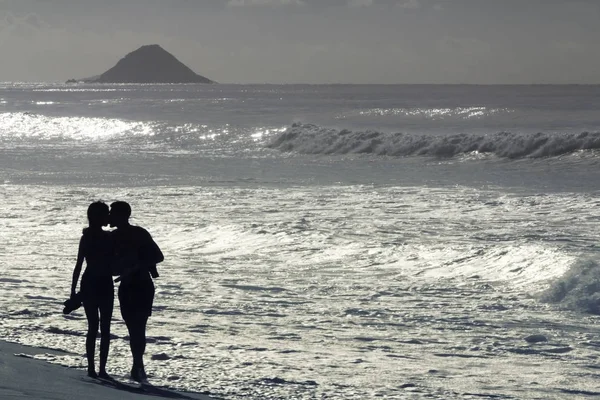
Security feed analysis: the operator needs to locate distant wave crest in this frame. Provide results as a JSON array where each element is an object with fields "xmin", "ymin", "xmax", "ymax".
[{"xmin": 267, "ymin": 123, "xmax": 600, "ymax": 159}]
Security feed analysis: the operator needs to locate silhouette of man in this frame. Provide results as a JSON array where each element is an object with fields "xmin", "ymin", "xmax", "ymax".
[{"xmin": 109, "ymin": 201, "xmax": 163, "ymax": 382}]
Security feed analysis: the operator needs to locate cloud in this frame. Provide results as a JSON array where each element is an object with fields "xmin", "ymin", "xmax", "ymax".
[
  {"xmin": 396, "ymin": 0, "xmax": 419, "ymax": 9},
  {"xmin": 0, "ymin": 12, "xmax": 48, "ymax": 39},
  {"xmin": 554, "ymin": 40, "xmax": 585, "ymax": 53},
  {"xmin": 22, "ymin": 13, "xmax": 43, "ymax": 28},
  {"xmin": 227, "ymin": 0, "xmax": 305, "ymax": 6},
  {"xmin": 347, "ymin": 0, "xmax": 374, "ymax": 7}
]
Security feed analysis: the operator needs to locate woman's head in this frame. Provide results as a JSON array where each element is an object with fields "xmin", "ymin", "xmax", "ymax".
[{"xmin": 87, "ymin": 201, "xmax": 109, "ymax": 228}]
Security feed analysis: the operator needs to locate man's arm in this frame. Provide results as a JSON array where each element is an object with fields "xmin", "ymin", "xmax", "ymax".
[
  {"xmin": 148, "ymin": 237, "xmax": 164, "ymax": 264},
  {"xmin": 136, "ymin": 228, "xmax": 163, "ymax": 279},
  {"xmin": 141, "ymin": 229, "xmax": 164, "ymax": 264}
]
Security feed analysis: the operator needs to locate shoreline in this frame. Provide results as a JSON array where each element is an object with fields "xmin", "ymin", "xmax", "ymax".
[{"xmin": 0, "ymin": 340, "xmax": 218, "ymax": 400}]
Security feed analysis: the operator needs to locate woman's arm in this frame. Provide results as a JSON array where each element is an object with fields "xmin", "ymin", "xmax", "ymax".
[{"xmin": 70, "ymin": 236, "xmax": 85, "ymax": 296}]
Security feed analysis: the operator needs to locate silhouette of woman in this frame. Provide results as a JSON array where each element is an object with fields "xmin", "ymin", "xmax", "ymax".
[{"xmin": 70, "ymin": 201, "xmax": 114, "ymax": 379}]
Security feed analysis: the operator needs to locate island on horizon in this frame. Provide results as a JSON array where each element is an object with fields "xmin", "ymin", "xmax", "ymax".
[{"xmin": 67, "ymin": 44, "xmax": 214, "ymax": 84}]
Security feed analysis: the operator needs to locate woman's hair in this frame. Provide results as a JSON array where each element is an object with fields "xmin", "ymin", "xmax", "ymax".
[{"xmin": 86, "ymin": 201, "xmax": 109, "ymax": 229}]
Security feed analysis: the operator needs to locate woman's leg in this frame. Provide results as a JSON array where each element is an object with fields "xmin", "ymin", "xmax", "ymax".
[
  {"xmin": 83, "ymin": 301, "xmax": 100, "ymax": 378},
  {"xmin": 98, "ymin": 291, "xmax": 114, "ymax": 376}
]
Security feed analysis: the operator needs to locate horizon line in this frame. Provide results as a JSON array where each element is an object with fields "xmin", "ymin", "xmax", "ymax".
[{"xmin": 2, "ymin": 81, "xmax": 600, "ymax": 86}]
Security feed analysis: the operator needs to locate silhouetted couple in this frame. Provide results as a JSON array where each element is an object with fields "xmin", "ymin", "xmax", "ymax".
[{"xmin": 69, "ymin": 201, "xmax": 164, "ymax": 382}]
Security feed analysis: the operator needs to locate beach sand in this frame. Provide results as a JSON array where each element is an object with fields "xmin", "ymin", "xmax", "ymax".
[{"xmin": 0, "ymin": 340, "xmax": 217, "ymax": 400}]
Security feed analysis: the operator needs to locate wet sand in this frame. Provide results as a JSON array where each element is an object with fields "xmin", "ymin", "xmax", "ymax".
[{"xmin": 0, "ymin": 340, "xmax": 218, "ymax": 400}]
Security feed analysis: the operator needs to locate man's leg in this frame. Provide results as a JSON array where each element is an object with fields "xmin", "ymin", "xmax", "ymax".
[
  {"xmin": 125, "ymin": 316, "xmax": 149, "ymax": 381},
  {"xmin": 119, "ymin": 284, "xmax": 139, "ymax": 380},
  {"xmin": 135, "ymin": 279, "xmax": 154, "ymax": 380},
  {"xmin": 120, "ymin": 279, "xmax": 154, "ymax": 381}
]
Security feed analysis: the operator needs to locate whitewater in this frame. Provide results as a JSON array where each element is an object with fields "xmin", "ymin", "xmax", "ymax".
[{"xmin": 1, "ymin": 83, "xmax": 600, "ymax": 399}]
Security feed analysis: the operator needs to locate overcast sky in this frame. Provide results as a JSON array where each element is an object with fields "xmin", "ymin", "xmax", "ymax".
[{"xmin": 1, "ymin": 0, "xmax": 599, "ymax": 83}]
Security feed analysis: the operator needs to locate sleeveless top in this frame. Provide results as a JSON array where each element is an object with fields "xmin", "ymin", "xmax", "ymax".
[{"xmin": 82, "ymin": 229, "xmax": 113, "ymax": 279}]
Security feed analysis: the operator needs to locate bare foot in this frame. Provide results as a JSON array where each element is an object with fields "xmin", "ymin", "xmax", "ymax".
[{"xmin": 98, "ymin": 371, "xmax": 113, "ymax": 380}]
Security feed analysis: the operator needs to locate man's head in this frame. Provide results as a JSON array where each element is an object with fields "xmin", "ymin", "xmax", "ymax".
[{"xmin": 109, "ymin": 201, "xmax": 131, "ymax": 228}]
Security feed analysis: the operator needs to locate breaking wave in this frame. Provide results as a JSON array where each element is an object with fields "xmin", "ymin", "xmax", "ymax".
[
  {"xmin": 267, "ymin": 123, "xmax": 600, "ymax": 159},
  {"xmin": 540, "ymin": 259, "xmax": 600, "ymax": 314}
]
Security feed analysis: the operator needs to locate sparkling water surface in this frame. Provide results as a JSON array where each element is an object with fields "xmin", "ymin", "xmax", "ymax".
[{"xmin": 1, "ymin": 84, "xmax": 600, "ymax": 399}]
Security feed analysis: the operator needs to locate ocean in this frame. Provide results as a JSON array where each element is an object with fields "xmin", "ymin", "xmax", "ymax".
[{"xmin": 1, "ymin": 83, "xmax": 600, "ymax": 399}]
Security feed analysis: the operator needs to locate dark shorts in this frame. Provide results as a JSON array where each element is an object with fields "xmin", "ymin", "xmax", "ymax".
[
  {"xmin": 118, "ymin": 278, "xmax": 155, "ymax": 322},
  {"xmin": 81, "ymin": 274, "xmax": 114, "ymax": 308}
]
